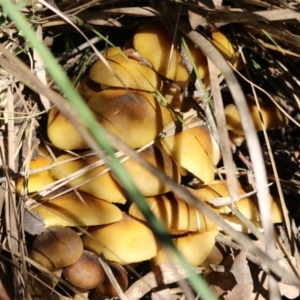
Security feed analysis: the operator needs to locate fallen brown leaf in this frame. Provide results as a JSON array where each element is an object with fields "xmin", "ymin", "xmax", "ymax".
[{"xmin": 206, "ymin": 245, "xmax": 299, "ymax": 299}]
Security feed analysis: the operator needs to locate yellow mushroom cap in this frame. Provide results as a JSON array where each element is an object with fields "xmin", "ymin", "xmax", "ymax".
[
  {"xmin": 187, "ymin": 180, "xmax": 283, "ymax": 232},
  {"xmin": 102, "ymin": 46, "xmax": 122, "ymax": 58},
  {"xmin": 129, "ymin": 193, "xmax": 218, "ymax": 234},
  {"xmin": 157, "ymin": 123, "xmax": 215, "ymax": 183},
  {"xmin": 31, "ymin": 189, "xmax": 123, "ymax": 228},
  {"xmin": 186, "ymin": 180, "xmax": 259, "ymax": 217},
  {"xmin": 270, "ymin": 195, "xmax": 283, "ymax": 223},
  {"xmin": 151, "ymin": 228, "xmax": 219, "ymax": 267},
  {"xmin": 187, "ymin": 40, "xmax": 208, "ymax": 79},
  {"xmin": 186, "ymin": 180, "xmax": 245, "ymax": 204},
  {"xmin": 89, "ymin": 52, "xmax": 162, "ymax": 92},
  {"xmin": 50, "ymin": 154, "xmax": 127, "ymax": 204},
  {"xmin": 133, "ymin": 20, "xmax": 189, "ymax": 86},
  {"xmin": 186, "ymin": 29, "xmax": 241, "ymax": 82},
  {"xmin": 113, "ymin": 145, "xmax": 180, "ymax": 196},
  {"xmin": 82, "ymin": 213, "xmax": 158, "ymax": 264},
  {"xmin": 225, "ymin": 95, "xmax": 288, "ymax": 136},
  {"xmin": 16, "ymin": 155, "xmax": 56, "ymax": 194},
  {"xmin": 212, "ymin": 30, "xmax": 235, "ymax": 65},
  {"xmin": 221, "ymin": 198, "xmax": 260, "ymax": 221},
  {"xmin": 63, "ymin": 250, "xmax": 105, "ymax": 290},
  {"xmin": 88, "ymin": 89, "xmax": 175, "ymax": 149},
  {"xmin": 47, "ymin": 106, "xmax": 88, "ymax": 150},
  {"xmin": 30, "ymin": 227, "xmax": 83, "ymax": 271},
  {"xmin": 227, "ymin": 130, "xmax": 246, "ymax": 147}
]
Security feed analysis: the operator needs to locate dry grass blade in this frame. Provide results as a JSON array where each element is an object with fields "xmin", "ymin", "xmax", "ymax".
[
  {"xmin": 0, "ymin": 84, "xmax": 22, "ymax": 294},
  {"xmin": 207, "ymin": 8, "xmax": 300, "ymax": 24},
  {"xmin": 33, "ymin": 25, "xmax": 51, "ymax": 111}
]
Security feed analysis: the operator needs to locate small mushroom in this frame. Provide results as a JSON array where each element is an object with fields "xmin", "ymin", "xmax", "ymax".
[
  {"xmin": 50, "ymin": 154, "xmax": 127, "ymax": 204},
  {"xmin": 187, "ymin": 39, "xmax": 208, "ymax": 79},
  {"xmin": 187, "ymin": 180, "xmax": 259, "ymax": 220},
  {"xmin": 133, "ymin": 20, "xmax": 189, "ymax": 88},
  {"xmin": 89, "ymin": 51, "xmax": 162, "ymax": 92},
  {"xmin": 186, "ymin": 180, "xmax": 246, "ymax": 204},
  {"xmin": 151, "ymin": 228, "xmax": 219, "ymax": 267},
  {"xmin": 187, "ymin": 180, "xmax": 283, "ymax": 232},
  {"xmin": 189, "ymin": 29, "xmax": 241, "ymax": 81},
  {"xmin": 225, "ymin": 95, "xmax": 288, "ymax": 145},
  {"xmin": 212, "ymin": 29, "xmax": 240, "ymax": 72},
  {"xmin": 112, "ymin": 145, "xmax": 180, "ymax": 196},
  {"xmin": 16, "ymin": 155, "xmax": 56, "ymax": 195},
  {"xmin": 30, "ymin": 227, "xmax": 83, "ymax": 271},
  {"xmin": 156, "ymin": 120, "xmax": 216, "ymax": 183},
  {"xmin": 31, "ymin": 188, "xmax": 123, "ymax": 228},
  {"xmin": 220, "ymin": 193, "xmax": 283, "ymax": 232},
  {"xmin": 88, "ymin": 89, "xmax": 175, "ymax": 149},
  {"xmin": 129, "ymin": 193, "xmax": 218, "ymax": 234},
  {"xmin": 82, "ymin": 213, "xmax": 158, "ymax": 264},
  {"xmin": 63, "ymin": 250, "xmax": 105, "ymax": 291}
]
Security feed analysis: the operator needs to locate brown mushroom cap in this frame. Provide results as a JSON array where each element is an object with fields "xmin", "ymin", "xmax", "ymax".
[
  {"xmin": 225, "ymin": 95, "xmax": 288, "ymax": 137},
  {"xmin": 151, "ymin": 228, "xmax": 219, "ymax": 267},
  {"xmin": 30, "ymin": 227, "xmax": 83, "ymax": 271},
  {"xmin": 31, "ymin": 189, "xmax": 123, "ymax": 227},
  {"xmin": 16, "ymin": 155, "xmax": 56, "ymax": 194},
  {"xmin": 90, "ymin": 262, "xmax": 128, "ymax": 299},
  {"xmin": 157, "ymin": 123, "xmax": 215, "ymax": 183},
  {"xmin": 47, "ymin": 106, "xmax": 88, "ymax": 150},
  {"xmin": 133, "ymin": 20, "xmax": 189, "ymax": 87},
  {"xmin": 82, "ymin": 213, "xmax": 158, "ymax": 264},
  {"xmin": 113, "ymin": 145, "xmax": 180, "ymax": 196},
  {"xmin": 89, "ymin": 52, "xmax": 162, "ymax": 92},
  {"xmin": 129, "ymin": 193, "xmax": 218, "ymax": 234},
  {"xmin": 88, "ymin": 89, "xmax": 175, "ymax": 149},
  {"xmin": 63, "ymin": 250, "xmax": 105, "ymax": 290},
  {"xmin": 50, "ymin": 154, "xmax": 127, "ymax": 204}
]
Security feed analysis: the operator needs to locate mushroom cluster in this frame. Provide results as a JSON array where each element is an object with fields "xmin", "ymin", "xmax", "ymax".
[
  {"xmin": 225, "ymin": 95, "xmax": 288, "ymax": 146},
  {"xmin": 17, "ymin": 20, "xmax": 286, "ymax": 298}
]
